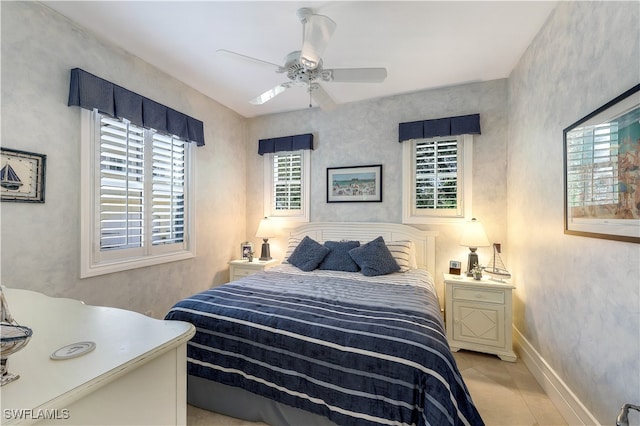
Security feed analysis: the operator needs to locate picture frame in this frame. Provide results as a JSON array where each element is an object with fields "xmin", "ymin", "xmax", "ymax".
[
  {"xmin": 563, "ymin": 84, "xmax": 640, "ymax": 243},
  {"xmin": 1, "ymin": 148, "xmax": 46, "ymax": 203},
  {"xmin": 327, "ymin": 164, "xmax": 382, "ymax": 203},
  {"xmin": 240, "ymin": 242, "xmax": 254, "ymax": 260}
]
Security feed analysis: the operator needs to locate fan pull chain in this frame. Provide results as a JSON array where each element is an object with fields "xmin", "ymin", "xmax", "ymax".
[{"xmin": 309, "ymin": 84, "xmax": 312, "ymax": 108}]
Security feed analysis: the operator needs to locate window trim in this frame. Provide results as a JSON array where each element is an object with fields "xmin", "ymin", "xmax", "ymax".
[
  {"xmin": 402, "ymin": 134, "xmax": 473, "ymax": 224},
  {"xmin": 263, "ymin": 149, "xmax": 310, "ymax": 223},
  {"xmin": 80, "ymin": 109, "xmax": 195, "ymax": 278}
]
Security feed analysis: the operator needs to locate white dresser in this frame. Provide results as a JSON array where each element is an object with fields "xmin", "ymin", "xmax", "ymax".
[
  {"xmin": 0, "ymin": 288, "xmax": 195, "ymax": 425},
  {"xmin": 443, "ymin": 274, "xmax": 517, "ymax": 362}
]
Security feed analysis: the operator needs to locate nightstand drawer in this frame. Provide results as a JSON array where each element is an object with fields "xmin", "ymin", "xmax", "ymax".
[
  {"xmin": 228, "ymin": 259, "xmax": 280, "ymax": 282},
  {"xmin": 452, "ymin": 287, "xmax": 504, "ymax": 304},
  {"xmin": 233, "ymin": 267, "xmax": 255, "ymax": 279}
]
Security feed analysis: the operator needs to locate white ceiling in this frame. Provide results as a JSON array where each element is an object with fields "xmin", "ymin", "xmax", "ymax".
[{"xmin": 44, "ymin": 1, "xmax": 557, "ymax": 118}]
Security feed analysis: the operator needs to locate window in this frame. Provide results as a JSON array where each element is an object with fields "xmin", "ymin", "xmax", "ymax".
[
  {"xmin": 402, "ymin": 134, "xmax": 473, "ymax": 224},
  {"xmin": 81, "ymin": 109, "xmax": 194, "ymax": 277},
  {"xmin": 263, "ymin": 150, "xmax": 310, "ymax": 222}
]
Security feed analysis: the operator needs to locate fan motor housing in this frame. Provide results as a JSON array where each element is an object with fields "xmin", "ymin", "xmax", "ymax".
[{"xmin": 284, "ymin": 51, "xmax": 321, "ymax": 85}]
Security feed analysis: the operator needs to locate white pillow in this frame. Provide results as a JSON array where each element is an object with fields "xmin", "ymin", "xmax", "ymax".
[
  {"xmin": 408, "ymin": 242, "xmax": 418, "ymax": 269},
  {"xmin": 282, "ymin": 236, "xmax": 303, "ymax": 264},
  {"xmin": 385, "ymin": 240, "xmax": 416, "ymax": 272}
]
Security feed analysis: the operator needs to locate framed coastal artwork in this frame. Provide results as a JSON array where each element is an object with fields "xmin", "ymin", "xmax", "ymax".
[
  {"xmin": 563, "ymin": 84, "xmax": 640, "ymax": 243},
  {"xmin": 327, "ymin": 164, "xmax": 382, "ymax": 203},
  {"xmin": 1, "ymin": 148, "xmax": 46, "ymax": 203}
]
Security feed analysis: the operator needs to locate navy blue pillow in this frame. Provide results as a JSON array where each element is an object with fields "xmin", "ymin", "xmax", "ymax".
[
  {"xmin": 287, "ymin": 236, "xmax": 330, "ymax": 272},
  {"xmin": 318, "ymin": 241, "xmax": 361, "ymax": 272},
  {"xmin": 348, "ymin": 236, "xmax": 400, "ymax": 276}
]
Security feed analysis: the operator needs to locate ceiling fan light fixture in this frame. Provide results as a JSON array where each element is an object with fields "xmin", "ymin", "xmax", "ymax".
[
  {"xmin": 320, "ymin": 70, "xmax": 333, "ymax": 82},
  {"xmin": 300, "ymin": 57, "xmax": 319, "ymax": 69}
]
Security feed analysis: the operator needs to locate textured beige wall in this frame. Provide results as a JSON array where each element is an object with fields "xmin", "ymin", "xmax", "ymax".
[
  {"xmin": 507, "ymin": 2, "xmax": 640, "ymax": 423},
  {"xmin": 1, "ymin": 2, "xmax": 247, "ymax": 317}
]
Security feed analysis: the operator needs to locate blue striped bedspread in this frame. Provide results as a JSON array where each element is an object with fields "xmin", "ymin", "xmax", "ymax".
[{"xmin": 165, "ymin": 265, "xmax": 483, "ymax": 426}]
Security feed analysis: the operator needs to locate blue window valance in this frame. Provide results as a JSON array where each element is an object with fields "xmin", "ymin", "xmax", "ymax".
[
  {"xmin": 258, "ymin": 133, "xmax": 314, "ymax": 155},
  {"xmin": 68, "ymin": 68, "xmax": 205, "ymax": 146},
  {"xmin": 398, "ymin": 114, "xmax": 480, "ymax": 142}
]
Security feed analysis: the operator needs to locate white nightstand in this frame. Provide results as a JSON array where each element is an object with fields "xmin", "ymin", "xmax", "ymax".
[
  {"xmin": 228, "ymin": 259, "xmax": 279, "ymax": 281},
  {"xmin": 443, "ymin": 273, "xmax": 517, "ymax": 362}
]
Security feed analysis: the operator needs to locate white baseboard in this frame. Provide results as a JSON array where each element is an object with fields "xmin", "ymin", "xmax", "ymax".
[{"xmin": 513, "ymin": 327, "xmax": 600, "ymax": 426}]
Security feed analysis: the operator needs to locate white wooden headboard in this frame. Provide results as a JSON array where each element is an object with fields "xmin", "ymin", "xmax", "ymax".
[{"xmin": 286, "ymin": 222, "xmax": 438, "ymax": 274}]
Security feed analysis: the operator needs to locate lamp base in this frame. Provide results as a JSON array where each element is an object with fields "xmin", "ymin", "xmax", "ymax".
[
  {"xmin": 466, "ymin": 249, "xmax": 479, "ymax": 277},
  {"xmin": 259, "ymin": 239, "xmax": 271, "ymax": 261}
]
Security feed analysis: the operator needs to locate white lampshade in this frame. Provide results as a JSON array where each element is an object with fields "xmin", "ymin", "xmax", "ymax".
[
  {"xmin": 460, "ymin": 218, "xmax": 490, "ymax": 248},
  {"xmin": 256, "ymin": 217, "xmax": 277, "ymax": 239},
  {"xmin": 256, "ymin": 217, "xmax": 277, "ymax": 261}
]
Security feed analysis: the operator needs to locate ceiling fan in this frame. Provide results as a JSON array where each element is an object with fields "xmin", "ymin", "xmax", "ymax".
[{"xmin": 217, "ymin": 7, "xmax": 387, "ymax": 111}]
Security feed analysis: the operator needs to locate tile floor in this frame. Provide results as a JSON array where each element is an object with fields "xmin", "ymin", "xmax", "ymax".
[
  {"xmin": 452, "ymin": 350, "xmax": 566, "ymax": 426},
  {"xmin": 187, "ymin": 350, "xmax": 567, "ymax": 426}
]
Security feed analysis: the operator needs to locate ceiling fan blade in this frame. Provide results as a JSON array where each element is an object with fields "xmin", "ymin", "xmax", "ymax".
[
  {"xmin": 322, "ymin": 68, "xmax": 388, "ymax": 83},
  {"xmin": 298, "ymin": 9, "xmax": 336, "ymax": 70},
  {"xmin": 249, "ymin": 83, "xmax": 290, "ymax": 105},
  {"xmin": 216, "ymin": 49, "xmax": 284, "ymax": 72},
  {"xmin": 309, "ymin": 83, "xmax": 337, "ymax": 111}
]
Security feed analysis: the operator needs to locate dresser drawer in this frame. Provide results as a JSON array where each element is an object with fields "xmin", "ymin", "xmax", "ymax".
[{"xmin": 452, "ymin": 287, "xmax": 504, "ymax": 304}]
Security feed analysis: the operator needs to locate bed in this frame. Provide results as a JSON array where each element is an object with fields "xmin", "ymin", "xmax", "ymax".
[{"xmin": 165, "ymin": 222, "xmax": 483, "ymax": 426}]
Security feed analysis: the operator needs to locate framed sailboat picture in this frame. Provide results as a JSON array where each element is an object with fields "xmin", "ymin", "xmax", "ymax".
[{"xmin": 1, "ymin": 148, "xmax": 46, "ymax": 203}]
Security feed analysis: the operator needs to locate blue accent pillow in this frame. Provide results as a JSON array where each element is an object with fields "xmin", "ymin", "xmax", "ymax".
[
  {"xmin": 318, "ymin": 241, "xmax": 361, "ymax": 272},
  {"xmin": 287, "ymin": 236, "xmax": 330, "ymax": 272},
  {"xmin": 348, "ymin": 236, "xmax": 401, "ymax": 276}
]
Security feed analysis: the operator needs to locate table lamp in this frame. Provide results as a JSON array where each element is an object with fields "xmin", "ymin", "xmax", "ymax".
[
  {"xmin": 255, "ymin": 217, "xmax": 277, "ymax": 261},
  {"xmin": 460, "ymin": 218, "xmax": 490, "ymax": 276}
]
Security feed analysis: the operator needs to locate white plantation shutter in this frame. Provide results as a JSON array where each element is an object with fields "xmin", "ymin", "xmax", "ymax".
[
  {"xmin": 152, "ymin": 133, "xmax": 186, "ymax": 248},
  {"xmin": 403, "ymin": 134, "xmax": 471, "ymax": 224},
  {"xmin": 415, "ymin": 138, "xmax": 459, "ymax": 210},
  {"xmin": 81, "ymin": 109, "xmax": 193, "ymax": 277},
  {"xmin": 273, "ymin": 152, "xmax": 302, "ymax": 210},
  {"xmin": 273, "ymin": 152, "xmax": 302, "ymax": 212},
  {"xmin": 566, "ymin": 122, "xmax": 619, "ymax": 207},
  {"xmin": 264, "ymin": 149, "xmax": 309, "ymax": 221},
  {"xmin": 99, "ymin": 116, "xmax": 145, "ymax": 253}
]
